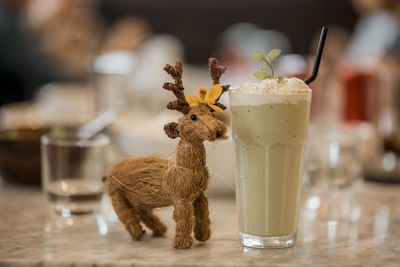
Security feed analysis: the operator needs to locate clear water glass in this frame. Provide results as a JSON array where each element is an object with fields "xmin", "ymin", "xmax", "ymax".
[{"xmin": 41, "ymin": 133, "xmax": 109, "ymax": 217}]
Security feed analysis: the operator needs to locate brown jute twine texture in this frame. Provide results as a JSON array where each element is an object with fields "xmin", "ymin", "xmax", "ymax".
[{"xmin": 104, "ymin": 58, "xmax": 229, "ymax": 249}]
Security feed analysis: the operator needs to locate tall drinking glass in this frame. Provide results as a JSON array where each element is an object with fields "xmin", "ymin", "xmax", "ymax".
[{"xmin": 230, "ymin": 84, "xmax": 311, "ymax": 248}]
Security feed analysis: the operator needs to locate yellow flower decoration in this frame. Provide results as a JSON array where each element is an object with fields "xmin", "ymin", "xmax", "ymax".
[{"xmin": 185, "ymin": 84, "xmax": 224, "ymax": 112}]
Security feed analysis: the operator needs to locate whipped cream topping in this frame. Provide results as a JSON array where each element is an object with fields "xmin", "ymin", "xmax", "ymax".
[
  {"xmin": 230, "ymin": 78, "xmax": 311, "ymax": 106},
  {"xmin": 234, "ymin": 77, "xmax": 310, "ymax": 95}
]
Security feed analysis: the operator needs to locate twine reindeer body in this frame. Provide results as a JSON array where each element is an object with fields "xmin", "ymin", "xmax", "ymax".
[{"xmin": 105, "ymin": 58, "xmax": 229, "ymax": 249}]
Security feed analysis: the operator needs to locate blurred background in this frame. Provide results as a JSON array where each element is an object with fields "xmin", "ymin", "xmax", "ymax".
[{"xmin": 1, "ymin": 0, "xmax": 400, "ymax": 194}]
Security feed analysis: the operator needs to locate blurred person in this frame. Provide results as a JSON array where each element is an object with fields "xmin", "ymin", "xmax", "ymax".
[
  {"xmin": 0, "ymin": 0, "xmax": 63, "ymax": 106},
  {"xmin": 26, "ymin": 1, "xmax": 152, "ymax": 77},
  {"xmin": 27, "ymin": 0, "xmax": 153, "ymax": 75},
  {"xmin": 375, "ymin": 11, "xmax": 400, "ymax": 139},
  {"xmin": 338, "ymin": 0, "xmax": 400, "ymax": 124},
  {"xmin": 0, "ymin": 0, "xmax": 152, "ymax": 108},
  {"xmin": 25, "ymin": 0, "xmax": 103, "ymax": 78},
  {"xmin": 347, "ymin": 0, "xmax": 400, "ymax": 68}
]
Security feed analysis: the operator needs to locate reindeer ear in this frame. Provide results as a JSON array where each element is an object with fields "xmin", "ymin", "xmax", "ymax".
[{"xmin": 164, "ymin": 122, "xmax": 180, "ymax": 139}]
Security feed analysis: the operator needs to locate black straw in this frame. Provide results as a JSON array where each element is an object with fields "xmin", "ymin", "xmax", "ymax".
[{"xmin": 305, "ymin": 26, "xmax": 328, "ymax": 85}]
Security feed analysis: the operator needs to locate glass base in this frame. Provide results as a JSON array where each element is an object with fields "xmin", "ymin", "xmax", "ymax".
[
  {"xmin": 44, "ymin": 212, "xmax": 109, "ymax": 235},
  {"xmin": 239, "ymin": 232, "xmax": 296, "ymax": 248}
]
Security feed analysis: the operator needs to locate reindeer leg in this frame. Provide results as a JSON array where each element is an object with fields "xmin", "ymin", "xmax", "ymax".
[
  {"xmin": 173, "ymin": 200, "xmax": 194, "ymax": 249},
  {"xmin": 109, "ymin": 191, "xmax": 145, "ymax": 240},
  {"xmin": 193, "ymin": 193, "xmax": 211, "ymax": 242},
  {"xmin": 138, "ymin": 208, "xmax": 167, "ymax": 237}
]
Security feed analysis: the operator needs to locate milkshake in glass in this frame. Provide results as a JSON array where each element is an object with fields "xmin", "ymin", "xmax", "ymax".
[{"xmin": 230, "ymin": 78, "xmax": 311, "ymax": 248}]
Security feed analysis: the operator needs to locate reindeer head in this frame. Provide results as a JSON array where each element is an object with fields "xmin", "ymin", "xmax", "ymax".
[{"xmin": 163, "ymin": 58, "xmax": 229, "ymax": 143}]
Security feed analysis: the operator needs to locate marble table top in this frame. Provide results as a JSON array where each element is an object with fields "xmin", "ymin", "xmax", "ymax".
[{"xmin": 0, "ymin": 180, "xmax": 399, "ymax": 266}]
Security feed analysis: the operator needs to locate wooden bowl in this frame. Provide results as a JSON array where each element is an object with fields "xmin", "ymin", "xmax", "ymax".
[{"xmin": 0, "ymin": 128, "xmax": 49, "ymax": 185}]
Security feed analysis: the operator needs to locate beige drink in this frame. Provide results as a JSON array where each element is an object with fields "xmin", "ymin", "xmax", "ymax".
[{"xmin": 230, "ymin": 78, "xmax": 311, "ymax": 248}]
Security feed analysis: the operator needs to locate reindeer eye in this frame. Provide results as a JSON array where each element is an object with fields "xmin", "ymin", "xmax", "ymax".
[{"xmin": 190, "ymin": 114, "xmax": 197, "ymax": 121}]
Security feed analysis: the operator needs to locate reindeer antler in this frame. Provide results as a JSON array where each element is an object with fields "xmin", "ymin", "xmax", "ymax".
[
  {"xmin": 208, "ymin": 58, "xmax": 230, "ymax": 111},
  {"xmin": 163, "ymin": 62, "xmax": 190, "ymax": 114}
]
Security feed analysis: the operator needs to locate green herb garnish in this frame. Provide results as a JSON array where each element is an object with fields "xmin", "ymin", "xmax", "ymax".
[{"xmin": 251, "ymin": 49, "xmax": 283, "ymax": 81}]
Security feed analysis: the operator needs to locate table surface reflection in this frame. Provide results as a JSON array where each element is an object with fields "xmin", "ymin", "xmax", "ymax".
[{"xmin": 0, "ymin": 180, "xmax": 399, "ymax": 266}]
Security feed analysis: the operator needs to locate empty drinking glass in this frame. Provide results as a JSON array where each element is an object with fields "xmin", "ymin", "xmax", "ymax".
[
  {"xmin": 306, "ymin": 126, "xmax": 362, "ymax": 190},
  {"xmin": 303, "ymin": 125, "xmax": 362, "ymax": 232}
]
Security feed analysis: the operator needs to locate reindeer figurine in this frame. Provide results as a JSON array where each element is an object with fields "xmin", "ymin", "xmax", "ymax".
[{"xmin": 105, "ymin": 58, "xmax": 229, "ymax": 249}]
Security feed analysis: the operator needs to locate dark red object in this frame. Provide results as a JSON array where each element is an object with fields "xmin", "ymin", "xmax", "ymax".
[{"xmin": 341, "ymin": 64, "xmax": 379, "ymax": 122}]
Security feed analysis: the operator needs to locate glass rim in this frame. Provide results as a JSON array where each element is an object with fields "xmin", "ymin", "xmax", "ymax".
[
  {"xmin": 41, "ymin": 133, "xmax": 110, "ymax": 147},
  {"xmin": 228, "ymin": 87, "xmax": 312, "ymax": 95}
]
